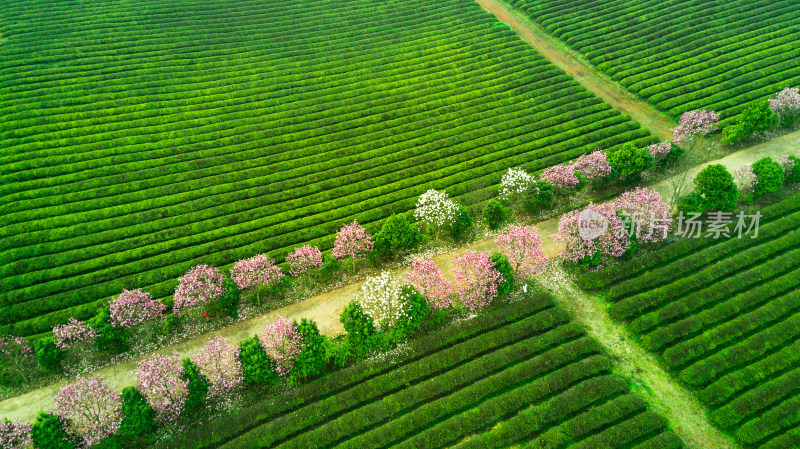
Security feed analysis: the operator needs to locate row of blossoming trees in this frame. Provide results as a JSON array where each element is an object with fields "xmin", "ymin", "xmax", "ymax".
[{"xmin": 1, "ymin": 221, "xmax": 550, "ymax": 449}]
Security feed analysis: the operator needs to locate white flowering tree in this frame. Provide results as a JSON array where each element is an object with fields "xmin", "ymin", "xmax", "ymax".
[
  {"xmin": 356, "ymin": 271, "xmax": 410, "ymax": 330},
  {"xmin": 414, "ymin": 189, "xmax": 458, "ymax": 238},
  {"xmin": 499, "ymin": 168, "xmax": 535, "ymax": 208}
]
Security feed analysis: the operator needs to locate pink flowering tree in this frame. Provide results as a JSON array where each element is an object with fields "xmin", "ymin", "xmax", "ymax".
[
  {"xmin": 647, "ymin": 141, "xmax": 673, "ymax": 160},
  {"xmin": 769, "ymin": 87, "xmax": 800, "ymax": 126},
  {"xmin": 191, "ymin": 337, "xmax": 243, "ymax": 397},
  {"xmin": 540, "ymin": 164, "xmax": 580, "ymax": 190},
  {"xmin": 452, "ymin": 250, "xmax": 504, "ymax": 313},
  {"xmin": 230, "ymin": 254, "xmax": 285, "ymax": 306},
  {"xmin": 54, "ymin": 376, "xmax": 123, "ymax": 447},
  {"xmin": 495, "ymin": 225, "xmax": 547, "ymax": 281},
  {"xmin": 53, "ymin": 318, "xmax": 98, "ymax": 351},
  {"xmin": 109, "ymin": 289, "xmax": 166, "ymax": 328},
  {"xmin": 778, "ymin": 155, "xmax": 795, "ymax": 178},
  {"xmin": 671, "ymin": 110, "xmax": 720, "ymax": 150},
  {"xmin": 0, "ymin": 335, "xmax": 34, "ymax": 383},
  {"xmin": 135, "ymin": 351, "xmax": 188, "ymax": 423},
  {"xmin": 613, "ymin": 188, "xmax": 672, "ymax": 244},
  {"xmin": 734, "ymin": 164, "xmax": 758, "ymax": 203},
  {"xmin": 286, "ymin": 245, "xmax": 323, "ymax": 277},
  {"xmin": 554, "ymin": 203, "xmax": 629, "ymax": 264},
  {"xmin": 332, "ymin": 220, "xmax": 374, "ymax": 274},
  {"xmin": 573, "ymin": 150, "xmax": 612, "ymax": 182},
  {"xmin": 259, "ymin": 317, "xmax": 304, "ymax": 377},
  {"xmin": 0, "ymin": 420, "xmax": 32, "ymax": 449},
  {"xmin": 405, "ymin": 258, "xmax": 452, "ymax": 310},
  {"xmin": 173, "ymin": 265, "xmax": 226, "ymax": 317}
]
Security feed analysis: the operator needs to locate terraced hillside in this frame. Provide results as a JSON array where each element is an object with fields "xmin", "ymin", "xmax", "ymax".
[
  {"xmin": 507, "ymin": 0, "xmax": 800, "ymax": 124},
  {"xmin": 159, "ymin": 295, "xmax": 684, "ymax": 449},
  {"xmin": 0, "ymin": 0, "xmax": 654, "ymax": 337},
  {"xmin": 580, "ymin": 193, "xmax": 800, "ymax": 449}
]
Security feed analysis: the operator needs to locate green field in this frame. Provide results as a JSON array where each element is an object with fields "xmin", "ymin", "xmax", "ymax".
[
  {"xmin": 507, "ymin": 0, "xmax": 800, "ymax": 124},
  {"xmin": 0, "ymin": 0, "xmax": 654, "ymax": 336},
  {"xmin": 580, "ymin": 193, "xmax": 800, "ymax": 448},
  {"xmin": 160, "ymin": 295, "xmax": 684, "ymax": 449}
]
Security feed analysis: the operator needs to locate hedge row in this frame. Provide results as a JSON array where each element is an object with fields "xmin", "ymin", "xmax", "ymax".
[
  {"xmin": 278, "ymin": 336, "xmax": 602, "ymax": 449},
  {"xmin": 699, "ymin": 338, "xmax": 800, "ymax": 408},
  {"xmin": 678, "ymin": 313, "xmax": 800, "ymax": 390},
  {"xmin": 711, "ymin": 367, "xmax": 800, "ymax": 432},
  {"xmin": 156, "ymin": 297, "xmax": 561, "ymax": 449},
  {"xmin": 508, "ymin": 0, "xmax": 800, "ymax": 122},
  {"xmin": 460, "ymin": 385, "xmax": 641, "ymax": 448},
  {"xmin": 606, "ymin": 209, "xmax": 800, "ymax": 302},
  {"xmin": 577, "ymin": 194, "xmax": 800, "ymax": 291},
  {"xmin": 220, "ymin": 309, "xmax": 579, "ymax": 448},
  {"xmin": 610, "ymin": 233, "xmax": 800, "ymax": 324},
  {"xmin": 628, "ymin": 246, "xmax": 800, "ymax": 337},
  {"xmin": 643, "ymin": 268, "xmax": 800, "ymax": 353},
  {"xmin": 392, "ymin": 358, "xmax": 617, "ymax": 449},
  {"xmin": 662, "ymin": 289, "xmax": 800, "ymax": 370}
]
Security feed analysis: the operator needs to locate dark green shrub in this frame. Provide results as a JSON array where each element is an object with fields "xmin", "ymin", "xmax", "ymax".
[
  {"xmin": 490, "ymin": 252, "xmax": 514, "ymax": 300},
  {"xmin": 118, "ymin": 387, "xmax": 156, "ymax": 437},
  {"xmin": 483, "ymin": 200, "xmax": 510, "ymax": 230},
  {"xmin": 448, "ymin": 204, "xmax": 474, "ymax": 242},
  {"xmin": 394, "ymin": 286, "xmax": 430, "ymax": 339},
  {"xmin": 160, "ymin": 313, "xmax": 180, "ymax": 335},
  {"xmin": 786, "ymin": 155, "xmax": 800, "ymax": 183},
  {"xmin": 181, "ymin": 359, "xmax": 209, "ymax": 414},
  {"xmin": 608, "ymin": 143, "xmax": 654, "ymax": 182},
  {"xmin": 661, "ymin": 143, "xmax": 686, "ymax": 168},
  {"xmin": 316, "ymin": 254, "xmax": 341, "ymax": 285},
  {"xmin": 752, "ymin": 157, "xmax": 785, "ymax": 196},
  {"xmin": 34, "ymin": 338, "xmax": 63, "ymax": 373},
  {"xmin": 722, "ymin": 101, "xmax": 777, "ymax": 145},
  {"xmin": 31, "ymin": 412, "xmax": 75, "ymax": 449},
  {"xmin": 89, "ymin": 305, "xmax": 129, "ymax": 355},
  {"xmin": 522, "ymin": 181, "xmax": 554, "ymax": 214},
  {"xmin": 238, "ymin": 336, "xmax": 279, "ymax": 386},
  {"xmin": 578, "ymin": 251, "xmax": 603, "ymax": 268},
  {"xmin": 215, "ymin": 278, "xmax": 241, "ymax": 318},
  {"xmin": 676, "ymin": 191, "xmax": 705, "ymax": 215},
  {"xmin": 93, "ymin": 437, "xmax": 122, "ymax": 449},
  {"xmin": 373, "ymin": 214, "xmax": 424, "ymax": 260},
  {"xmin": 340, "ymin": 301, "xmax": 377, "ymax": 358},
  {"xmin": 291, "ymin": 319, "xmax": 329, "ymax": 381},
  {"xmin": 694, "ymin": 164, "xmax": 738, "ymax": 211}
]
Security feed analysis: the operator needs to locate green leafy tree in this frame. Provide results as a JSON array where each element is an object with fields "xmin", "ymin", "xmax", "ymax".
[
  {"xmin": 31, "ymin": 412, "xmax": 75, "ymax": 449},
  {"xmin": 34, "ymin": 337, "xmax": 64, "ymax": 373},
  {"xmin": 722, "ymin": 101, "xmax": 777, "ymax": 145},
  {"xmin": 490, "ymin": 252, "xmax": 514, "ymax": 300},
  {"xmin": 117, "ymin": 387, "xmax": 156, "ymax": 437},
  {"xmin": 608, "ymin": 143, "xmax": 654, "ymax": 182},
  {"xmin": 291, "ymin": 319, "xmax": 328, "ymax": 381},
  {"xmin": 522, "ymin": 181, "xmax": 554, "ymax": 214},
  {"xmin": 786, "ymin": 156, "xmax": 800, "ymax": 183},
  {"xmin": 483, "ymin": 200, "xmax": 510, "ymax": 230},
  {"xmin": 181, "ymin": 359, "xmax": 208, "ymax": 415},
  {"xmin": 393, "ymin": 285, "xmax": 430, "ymax": 339},
  {"xmin": 89, "ymin": 305, "xmax": 129, "ymax": 355},
  {"xmin": 340, "ymin": 301, "xmax": 377, "ymax": 358},
  {"xmin": 373, "ymin": 214, "xmax": 424, "ymax": 260},
  {"xmin": 694, "ymin": 164, "xmax": 738, "ymax": 211},
  {"xmin": 447, "ymin": 204, "xmax": 474, "ymax": 242},
  {"xmin": 216, "ymin": 278, "xmax": 241, "ymax": 318},
  {"xmin": 752, "ymin": 157, "xmax": 785, "ymax": 196},
  {"xmin": 237, "ymin": 336, "xmax": 279, "ymax": 386}
]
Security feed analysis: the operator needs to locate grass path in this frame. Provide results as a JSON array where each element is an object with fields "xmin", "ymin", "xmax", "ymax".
[
  {"xmin": 2, "ymin": 132, "xmax": 797, "ymax": 423},
  {"xmin": 535, "ymin": 265, "xmax": 740, "ymax": 449},
  {"xmin": 473, "ymin": 0, "xmax": 676, "ymax": 141}
]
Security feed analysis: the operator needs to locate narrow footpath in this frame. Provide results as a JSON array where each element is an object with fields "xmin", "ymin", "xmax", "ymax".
[
  {"xmin": 473, "ymin": 0, "xmax": 676, "ymax": 141},
  {"xmin": 2, "ymin": 132, "xmax": 797, "ymax": 423},
  {"xmin": 535, "ymin": 265, "xmax": 741, "ymax": 449}
]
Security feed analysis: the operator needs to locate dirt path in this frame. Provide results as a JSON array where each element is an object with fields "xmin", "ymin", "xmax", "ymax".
[
  {"xmin": 535, "ymin": 265, "xmax": 740, "ymax": 449},
  {"xmin": 474, "ymin": 0, "xmax": 676, "ymax": 141},
  {"xmin": 2, "ymin": 132, "xmax": 797, "ymax": 423}
]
